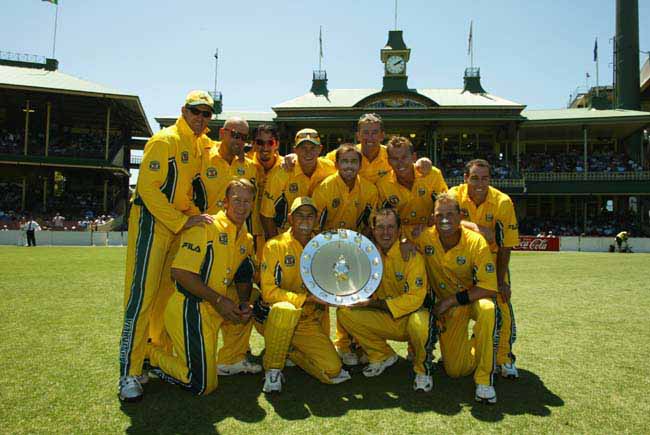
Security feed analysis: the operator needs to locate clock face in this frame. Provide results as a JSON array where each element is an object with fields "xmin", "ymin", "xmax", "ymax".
[{"xmin": 386, "ymin": 55, "xmax": 406, "ymax": 74}]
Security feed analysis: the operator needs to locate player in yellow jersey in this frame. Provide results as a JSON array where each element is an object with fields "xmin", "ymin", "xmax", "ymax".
[
  {"xmin": 338, "ymin": 208, "xmax": 432, "ymax": 392},
  {"xmin": 119, "ymin": 91, "xmax": 215, "ymax": 402},
  {"xmin": 258, "ymin": 197, "xmax": 351, "ymax": 393},
  {"xmin": 377, "ymin": 136, "xmax": 448, "ymax": 240},
  {"xmin": 260, "ymin": 128, "xmax": 335, "ymax": 239},
  {"xmin": 147, "ymin": 179, "xmax": 257, "ymax": 396},
  {"xmin": 312, "ymin": 144, "xmax": 378, "ymax": 234},
  {"xmin": 449, "ymin": 159, "xmax": 520, "ymax": 379},
  {"xmin": 413, "ymin": 193, "xmax": 499, "ymax": 403}
]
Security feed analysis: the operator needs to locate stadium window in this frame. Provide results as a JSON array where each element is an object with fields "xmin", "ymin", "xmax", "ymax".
[
  {"xmin": 629, "ymin": 197, "xmax": 638, "ymax": 213},
  {"xmin": 605, "ymin": 199, "xmax": 614, "ymax": 212}
]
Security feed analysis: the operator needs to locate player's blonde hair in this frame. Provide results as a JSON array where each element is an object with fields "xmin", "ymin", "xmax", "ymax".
[
  {"xmin": 434, "ymin": 192, "xmax": 461, "ymax": 213},
  {"xmin": 386, "ymin": 136, "xmax": 414, "ymax": 154},
  {"xmin": 335, "ymin": 143, "xmax": 362, "ymax": 163},
  {"xmin": 358, "ymin": 113, "xmax": 384, "ymax": 129},
  {"xmin": 225, "ymin": 178, "xmax": 257, "ymax": 199}
]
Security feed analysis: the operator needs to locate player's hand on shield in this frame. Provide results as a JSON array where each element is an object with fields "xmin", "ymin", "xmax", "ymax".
[
  {"xmin": 184, "ymin": 214, "xmax": 214, "ymax": 230},
  {"xmin": 499, "ymin": 283, "xmax": 511, "ymax": 303},
  {"xmin": 235, "ymin": 302, "xmax": 253, "ymax": 323},
  {"xmin": 281, "ymin": 153, "xmax": 297, "ymax": 171},
  {"xmin": 213, "ymin": 296, "xmax": 243, "ymax": 323}
]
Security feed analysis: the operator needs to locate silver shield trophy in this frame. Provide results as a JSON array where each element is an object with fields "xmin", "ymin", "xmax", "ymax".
[{"xmin": 300, "ymin": 229, "xmax": 383, "ymax": 306}]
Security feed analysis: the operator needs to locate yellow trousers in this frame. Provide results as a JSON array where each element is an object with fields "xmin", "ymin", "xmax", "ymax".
[
  {"xmin": 260, "ymin": 301, "xmax": 342, "ymax": 383},
  {"xmin": 496, "ymin": 295, "xmax": 516, "ymax": 366},
  {"xmin": 217, "ymin": 285, "xmax": 255, "ymax": 365},
  {"xmin": 149, "ymin": 291, "xmax": 222, "ymax": 395},
  {"xmin": 120, "ymin": 204, "xmax": 176, "ymax": 377},
  {"xmin": 337, "ymin": 308, "xmax": 431, "ymax": 374},
  {"xmin": 438, "ymin": 298, "xmax": 496, "ymax": 386}
]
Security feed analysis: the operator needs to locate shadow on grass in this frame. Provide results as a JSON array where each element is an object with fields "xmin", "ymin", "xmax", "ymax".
[{"xmin": 120, "ymin": 358, "xmax": 563, "ymax": 430}]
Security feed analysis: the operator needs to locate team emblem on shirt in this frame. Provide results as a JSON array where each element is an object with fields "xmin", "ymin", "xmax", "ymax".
[
  {"xmin": 460, "ymin": 208, "xmax": 469, "ymax": 218},
  {"xmin": 486, "ymin": 213, "xmax": 494, "ymax": 222},
  {"xmin": 332, "ymin": 198, "xmax": 340, "ymax": 209},
  {"xmin": 456, "ymin": 256, "xmax": 467, "ymax": 265},
  {"xmin": 149, "ymin": 161, "xmax": 160, "ymax": 171},
  {"xmin": 378, "ymin": 170, "xmax": 389, "ymax": 177},
  {"xmin": 410, "ymin": 211, "xmax": 417, "ymax": 218},
  {"xmin": 217, "ymin": 200, "xmax": 224, "ymax": 208},
  {"xmin": 260, "ymin": 262, "xmax": 267, "ymax": 272},
  {"xmin": 219, "ymin": 233, "xmax": 228, "ymax": 245},
  {"xmin": 424, "ymin": 245, "xmax": 435, "ymax": 256},
  {"xmin": 240, "ymin": 245, "xmax": 246, "ymax": 255},
  {"xmin": 486, "ymin": 263, "xmax": 495, "ymax": 273},
  {"xmin": 395, "ymin": 272, "xmax": 404, "ymax": 281},
  {"xmin": 439, "ymin": 282, "xmax": 446, "ymax": 289},
  {"xmin": 236, "ymin": 167, "xmax": 245, "ymax": 176},
  {"xmin": 181, "ymin": 151, "xmax": 189, "ymax": 163},
  {"xmin": 388, "ymin": 195, "xmax": 399, "ymax": 206},
  {"xmin": 415, "ymin": 277, "xmax": 424, "ymax": 287},
  {"xmin": 206, "ymin": 167, "xmax": 217, "ymax": 178},
  {"xmin": 284, "ymin": 255, "xmax": 296, "ymax": 266},
  {"xmin": 418, "ymin": 187, "xmax": 426, "ymax": 196},
  {"xmin": 289, "ymin": 183, "xmax": 299, "ymax": 193}
]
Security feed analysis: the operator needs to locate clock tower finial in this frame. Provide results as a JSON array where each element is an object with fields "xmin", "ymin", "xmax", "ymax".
[{"xmin": 380, "ymin": 30, "xmax": 411, "ymax": 92}]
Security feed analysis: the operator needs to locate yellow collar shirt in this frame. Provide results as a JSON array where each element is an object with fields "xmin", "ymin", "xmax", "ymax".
[
  {"xmin": 134, "ymin": 116, "xmax": 205, "ymax": 234},
  {"xmin": 373, "ymin": 242, "xmax": 428, "ymax": 319},
  {"xmin": 414, "ymin": 226, "xmax": 498, "ymax": 300},
  {"xmin": 260, "ymin": 231, "xmax": 323, "ymax": 321},
  {"xmin": 260, "ymin": 158, "xmax": 335, "ymax": 231},
  {"xmin": 248, "ymin": 152, "xmax": 283, "ymax": 236},
  {"xmin": 312, "ymin": 173, "xmax": 378, "ymax": 232},
  {"xmin": 449, "ymin": 184, "xmax": 519, "ymax": 253},
  {"xmin": 326, "ymin": 144, "xmax": 391, "ymax": 184},
  {"xmin": 194, "ymin": 140, "xmax": 259, "ymax": 215},
  {"xmin": 171, "ymin": 210, "xmax": 254, "ymax": 299},
  {"xmin": 377, "ymin": 165, "xmax": 448, "ymax": 228}
]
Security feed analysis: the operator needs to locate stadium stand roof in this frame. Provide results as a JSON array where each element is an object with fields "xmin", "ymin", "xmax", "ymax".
[
  {"xmin": 274, "ymin": 88, "xmax": 525, "ymax": 110},
  {"xmin": 521, "ymin": 108, "xmax": 650, "ymax": 123},
  {"xmin": 0, "ymin": 62, "xmax": 152, "ymax": 137},
  {"xmin": 641, "ymin": 57, "xmax": 650, "ymax": 97}
]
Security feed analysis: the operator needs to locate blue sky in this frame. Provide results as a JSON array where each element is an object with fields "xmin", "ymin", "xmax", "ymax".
[{"xmin": 2, "ymin": 0, "xmax": 649, "ymax": 134}]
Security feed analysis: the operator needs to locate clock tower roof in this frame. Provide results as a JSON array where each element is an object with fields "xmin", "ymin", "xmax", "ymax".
[{"xmin": 384, "ymin": 30, "xmax": 408, "ymax": 51}]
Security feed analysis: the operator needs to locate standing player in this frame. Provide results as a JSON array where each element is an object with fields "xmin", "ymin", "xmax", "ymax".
[
  {"xmin": 147, "ymin": 179, "xmax": 257, "ymax": 395},
  {"xmin": 338, "ymin": 208, "xmax": 432, "ymax": 392},
  {"xmin": 312, "ymin": 143, "xmax": 378, "ymax": 234},
  {"xmin": 413, "ymin": 193, "xmax": 499, "ymax": 403},
  {"xmin": 377, "ymin": 136, "xmax": 448, "ymax": 241},
  {"xmin": 449, "ymin": 159, "xmax": 520, "ymax": 379},
  {"xmin": 258, "ymin": 197, "xmax": 351, "ymax": 393},
  {"xmin": 260, "ymin": 128, "xmax": 335, "ymax": 240},
  {"xmin": 119, "ymin": 91, "xmax": 214, "ymax": 402}
]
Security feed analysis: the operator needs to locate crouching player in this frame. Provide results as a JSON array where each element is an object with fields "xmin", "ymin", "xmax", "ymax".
[
  {"xmin": 257, "ymin": 197, "xmax": 351, "ymax": 393},
  {"xmin": 338, "ymin": 208, "xmax": 433, "ymax": 392},
  {"xmin": 413, "ymin": 193, "xmax": 499, "ymax": 403},
  {"xmin": 147, "ymin": 179, "xmax": 257, "ymax": 395}
]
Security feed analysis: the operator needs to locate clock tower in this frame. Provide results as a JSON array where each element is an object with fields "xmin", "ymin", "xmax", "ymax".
[{"xmin": 380, "ymin": 30, "xmax": 411, "ymax": 92}]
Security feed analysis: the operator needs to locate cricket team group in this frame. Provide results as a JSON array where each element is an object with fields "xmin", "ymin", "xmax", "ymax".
[{"xmin": 118, "ymin": 90, "xmax": 520, "ymax": 405}]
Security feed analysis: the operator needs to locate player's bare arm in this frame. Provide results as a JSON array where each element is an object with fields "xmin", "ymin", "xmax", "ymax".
[
  {"xmin": 183, "ymin": 214, "xmax": 214, "ymax": 230},
  {"xmin": 496, "ymin": 247, "xmax": 512, "ymax": 302},
  {"xmin": 261, "ymin": 216, "xmax": 279, "ymax": 240},
  {"xmin": 433, "ymin": 286, "xmax": 496, "ymax": 317}
]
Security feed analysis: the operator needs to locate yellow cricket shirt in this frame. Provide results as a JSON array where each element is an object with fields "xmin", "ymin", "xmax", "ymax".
[
  {"xmin": 312, "ymin": 173, "xmax": 378, "ymax": 232},
  {"xmin": 250, "ymin": 152, "xmax": 284, "ymax": 236},
  {"xmin": 134, "ymin": 116, "xmax": 205, "ymax": 234},
  {"xmin": 260, "ymin": 158, "xmax": 335, "ymax": 231},
  {"xmin": 414, "ymin": 226, "xmax": 498, "ymax": 300},
  {"xmin": 377, "ymin": 165, "xmax": 448, "ymax": 228},
  {"xmin": 260, "ymin": 231, "xmax": 323, "ymax": 321},
  {"xmin": 326, "ymin": 144, "xmax": 391, "ymax": 184},
  {"xmin": 172, "ymin": 210, "xmax": 254, "ymax": 298},
  {"xmin": 373, "ymin": 242, "xmax": 428, "ymax": 318},
  {"xmin": 449, "ymin": 184, "xmax": 519, "ymax": 253},
  {"xmin": 194, "ymin": 140, "xmax": 259, "ymax": 215}
]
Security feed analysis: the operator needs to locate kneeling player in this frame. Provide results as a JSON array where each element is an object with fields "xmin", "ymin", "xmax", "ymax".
[
  {"xmin": 258, "ymin": 197, "xmax": 351, "ymax": 393},
  {"xmin": 338, "ymin": 208, "xmax": 433, "ymax": 392},
  {"xmin": 147, "ymin": 179, "xmax": 256, "ymax": 395},
  {"xmin": 413, "ymin": 193, "xmax": 499, "ymax": 403}
]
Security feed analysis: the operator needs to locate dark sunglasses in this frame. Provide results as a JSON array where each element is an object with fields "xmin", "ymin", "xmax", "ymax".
[
  {"xmin": 224, "ymin": 128, "xmax": 249, "ymax": 141},
  {"xmin": 186, "ymin": 106, "xmax": 213, "ymax": 118},
  {"xmin": 255, "ymin": 138, "xmax": 276, "ymax": 147}
]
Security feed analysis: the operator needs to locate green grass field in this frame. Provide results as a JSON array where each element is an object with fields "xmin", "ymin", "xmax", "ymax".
[{"xmin": 1, "ymin": 247, "xmax": 649, "ymax": 434}]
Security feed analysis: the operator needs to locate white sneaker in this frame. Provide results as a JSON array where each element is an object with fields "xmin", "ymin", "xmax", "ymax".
[
  {"xmin": 413, "ymin": 374, "xmax": 433, "ymax": 392},
  {"xmin": 118, "ymin": 376, "xmax": 143, "ymax": 402},
  {"xmin": 218, "ymin": 359, "xmax": 262, "ymax": 376},
  {"xmin": 500, "ymin": 362, "xmax": 519, "ymax": 379},
  {"xmin": 475, "ymin": 384, "xmax": 497, "ymax": 404},
  {"xmin": 136, "ymin": 371, "xmax": 149, "ymax": 385},
  {"xmin": 285, "ymin": 358, "xmax": 296, "ymax": 367},
  {"xmin": 339, "ymin": 351, "xmax": 360, "ymax": 366},
  {"xmin": 262, "ymin": 369, "xmax": 284, "ymax": 393},
  {"xmin": 329, "ymin": 368, "xmax": 352, "ymax": 384},
  {"xmin": 363, "ymin": 354, "xmax": 399, "ymax": 378}
]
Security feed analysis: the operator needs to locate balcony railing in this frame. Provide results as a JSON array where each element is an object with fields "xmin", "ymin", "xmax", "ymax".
[
  {"xmin": 523, "ymin": 171, "xmax": 650, "ymax": 182},
  {"xmin": 446, "ymin": 177, "xmax": 526, "ymax": 189},
  {"xmin": 130, "ymin": 155, "xmax": 142, "ymax": 165}
]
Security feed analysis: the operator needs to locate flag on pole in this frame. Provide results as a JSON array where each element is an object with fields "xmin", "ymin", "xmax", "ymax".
[
  {"xmin": 42, "ymin": 0, "xmax": 58, "ymax": 4},
  {"xmin": 468, "ymin": 21, "xmax": 473, "ymax": 55},
  {"xmin": 593, "ymin": 38, "xmax": 598, "ymax": 62},
  {"xmin": 319, "ymin": 26, "xmax": 323, "ymax": 60},
  {"xmin": 586, "ymin": 72, "xmax": 590, "ymax": 78}
]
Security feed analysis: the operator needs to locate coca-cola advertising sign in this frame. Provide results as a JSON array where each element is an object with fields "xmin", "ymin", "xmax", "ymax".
[{"xmin": 514, "ymin": 236, "xmax": 560, "ymax": 251}]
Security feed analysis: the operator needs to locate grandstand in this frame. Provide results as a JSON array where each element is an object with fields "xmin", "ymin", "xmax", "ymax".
[{"xmin": 0, "ymin": 51, "xmax": 151, "ymax": 230}]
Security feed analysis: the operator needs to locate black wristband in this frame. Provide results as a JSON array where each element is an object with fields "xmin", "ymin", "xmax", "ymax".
[{"xmin": 455, "ymin": 290, "xmax": 470, "ymax": 306}]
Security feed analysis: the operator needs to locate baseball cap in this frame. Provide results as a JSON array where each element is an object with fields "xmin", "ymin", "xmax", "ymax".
[
  {"xmin": 294, "ymin": 128, "xmax": 321, "ymax": 147},
  {"xmin": 290, "ymin": 197, "xmax": 317, "ymax": 215},
  {"xmin": 185, "ymin": 90, "xmax": 214, "ymax": 110}
]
